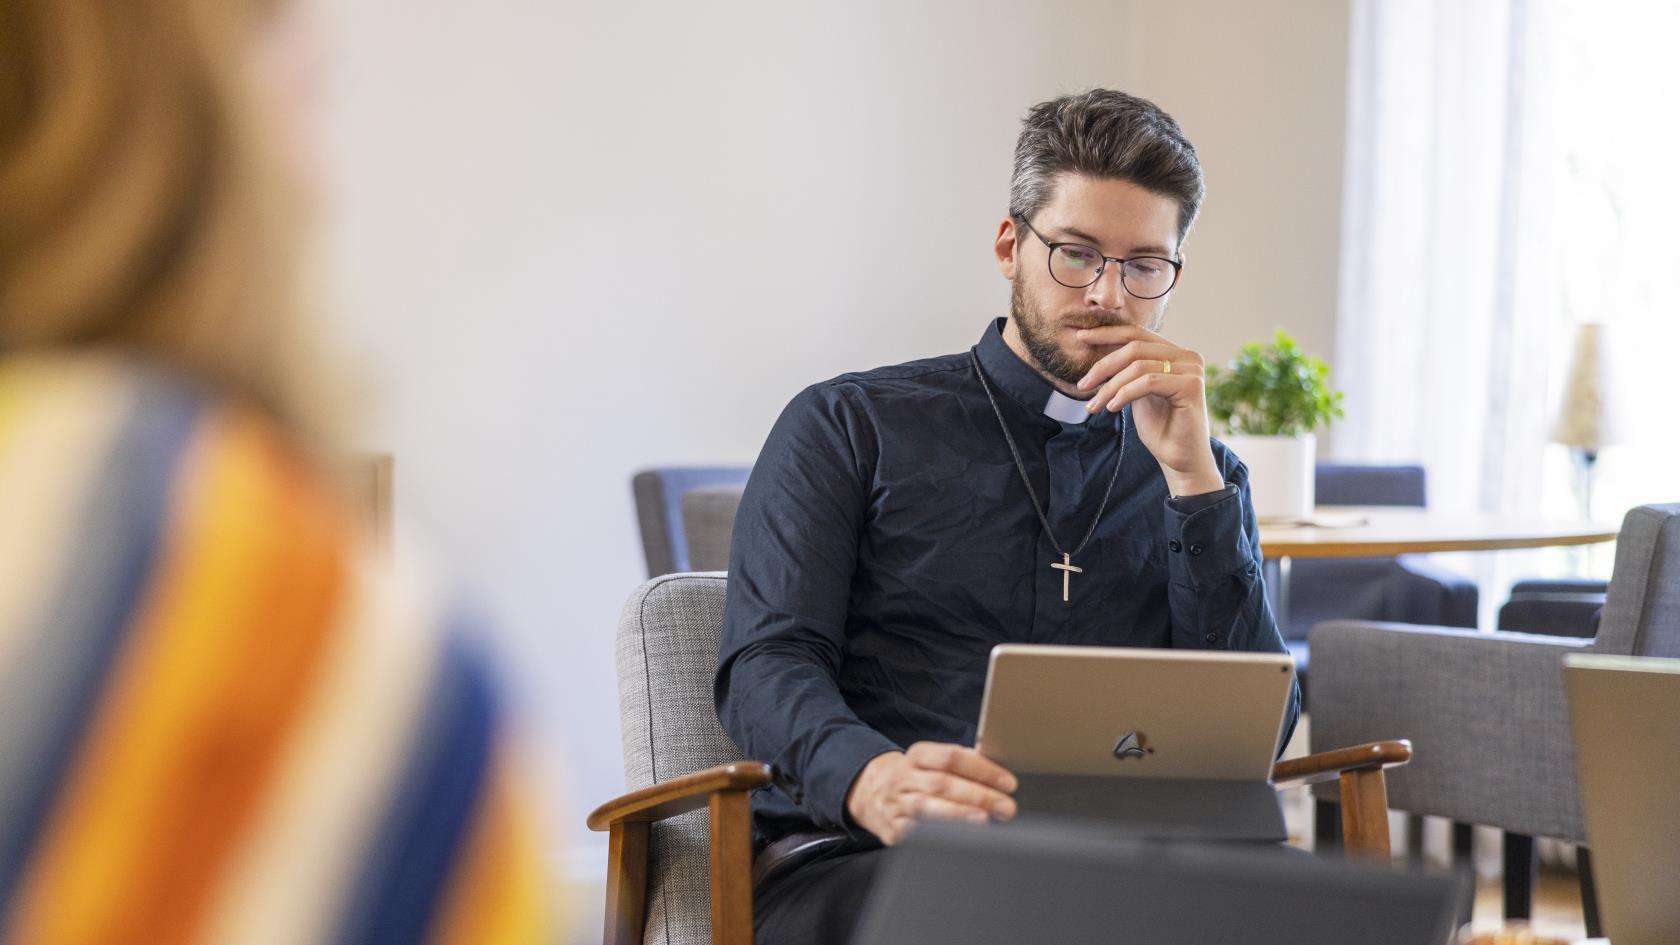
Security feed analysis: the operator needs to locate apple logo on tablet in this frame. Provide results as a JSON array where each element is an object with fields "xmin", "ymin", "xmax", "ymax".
[{"xmin": 1113, "ymin": 731, "xmax": 1153, "ymax": 761}]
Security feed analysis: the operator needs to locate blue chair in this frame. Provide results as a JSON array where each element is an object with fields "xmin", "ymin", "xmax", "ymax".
[
  {"xmin": 1497, "ymin": 578, "xmax": 1607, "ymax": 637},
  {"xmin": 1281, "ymin": 464, "xmax": 1480, "ymax": 703},
  {"xmin": 632, "ymin": 467, "xmax": 752, "ymax": 577}
]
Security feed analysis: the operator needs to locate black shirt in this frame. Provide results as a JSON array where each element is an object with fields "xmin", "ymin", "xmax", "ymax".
[{"xmin": 715, "ymin": 318, "xmax": 1299, "ymax": 845}]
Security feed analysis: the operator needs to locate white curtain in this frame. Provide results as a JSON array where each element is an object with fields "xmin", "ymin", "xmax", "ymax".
[{"xmin": 1336, "ymin": 0, "xmax": 1680, "ymax": 611}]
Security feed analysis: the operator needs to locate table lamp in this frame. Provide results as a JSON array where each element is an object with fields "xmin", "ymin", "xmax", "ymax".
[{"xmin": 1550, "ymin": 323, "xmax": 1621, "ymax": 520}]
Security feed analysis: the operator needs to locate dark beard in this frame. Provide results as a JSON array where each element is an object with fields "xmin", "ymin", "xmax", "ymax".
[{"xmin": 1009, "ymin": 278, "xmax": 1119, "ymax": 387}]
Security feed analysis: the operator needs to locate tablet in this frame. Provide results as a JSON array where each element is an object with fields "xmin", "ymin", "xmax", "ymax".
[{"xmin": 975, "ymin": 644, "xmax": 1296, "ymax": 781}]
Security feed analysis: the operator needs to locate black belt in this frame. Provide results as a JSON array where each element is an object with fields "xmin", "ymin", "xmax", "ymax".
[{"xmin": 751, "ymin": 830, "xmax": 852, "ymax": 891}]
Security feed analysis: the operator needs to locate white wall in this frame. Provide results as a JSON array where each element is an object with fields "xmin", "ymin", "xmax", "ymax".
[
  {"xmin": 1126, "ymin": 1, "xmax": 1351, "ymax": 379},
  {"xmin": 317, "ymin": 0, "xmax": 1351, "ymax": 882}
]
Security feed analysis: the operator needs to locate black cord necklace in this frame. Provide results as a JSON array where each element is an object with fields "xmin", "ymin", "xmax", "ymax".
[{"xmin": 970, "ymin": 349, "xmax": 1126, "ymax": 603}]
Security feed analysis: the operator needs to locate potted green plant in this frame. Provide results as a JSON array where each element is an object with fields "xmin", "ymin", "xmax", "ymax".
[{"xmin": 1206, "ymin": 330, "xmax": 1344, "ymax": 521}]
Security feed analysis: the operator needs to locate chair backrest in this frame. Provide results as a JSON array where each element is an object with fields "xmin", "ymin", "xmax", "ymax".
[
  {"xmin": 616, "ymin": 573, "xmax": 740, "ymax": 945},
  {"xmin": 632, "ymin": 467, "xmax": 751, "ymax": 576},
  {"xmin": 1497, "ymin": 581, "xmax": 1606, "ymax": 637},
  {"xmin": 1313, "ymin": 463, "xmax": 1427, "ymax": 508},
  {"xmin": 682, "ymin": 487, "xmax": 746, "ymax": 573},
  {"xmin": 1591, "ymin": 503, "xmax": 1680, "ymax": 658}
]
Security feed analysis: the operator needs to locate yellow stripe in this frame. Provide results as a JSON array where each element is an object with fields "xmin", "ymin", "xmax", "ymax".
[
  {"xmin": 127, "ymin": 422, "xmax": 351, "ymax": 942},
  {"xmin": 0, "ymin": 357, "xmax": 134, "ymax": 672},
  {"xmin": 6, "ymin": 413, "xmax": 282, "ymax": 945},
  {"xmin": 196, "ymin": 548, "xmax": 445, "ymax": 945}
]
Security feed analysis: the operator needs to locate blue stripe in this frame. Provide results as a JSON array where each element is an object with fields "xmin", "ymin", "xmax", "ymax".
[
  {"xmin": 331, "ymin": 621, "xmax": 499, "ymax": 945},
  {"xmin": 0, "ymin": 376, "xmax": 204, "ymax": 911}
]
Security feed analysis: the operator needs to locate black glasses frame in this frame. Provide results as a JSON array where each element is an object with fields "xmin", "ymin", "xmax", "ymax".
[{"xmin": 1017, "ymin": 217, "xmax": 1183, "ymax": 299}]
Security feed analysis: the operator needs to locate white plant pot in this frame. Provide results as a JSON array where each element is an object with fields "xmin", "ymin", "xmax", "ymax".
[{"xmin": 1222, "ymin": 433, "xmax": 1316, "ymax": 522}]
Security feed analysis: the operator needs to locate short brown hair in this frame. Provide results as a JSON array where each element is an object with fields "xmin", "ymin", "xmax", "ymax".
[{"xmin": 1009, "ymin": 89, "xmax": 1205, "ymax": 249}]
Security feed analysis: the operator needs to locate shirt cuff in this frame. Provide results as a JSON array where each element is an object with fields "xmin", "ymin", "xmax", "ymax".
[
  {"xmin": 792, "ymin": 724, "xmax": 904, "ymax": 837},
  {"xmin": 1166, "ymin": 484, "xmax": 1239, "ymax": 514},
  {"xmin": 1163, "ymin": 485, "xmax": 1252, "ymax": 588}
]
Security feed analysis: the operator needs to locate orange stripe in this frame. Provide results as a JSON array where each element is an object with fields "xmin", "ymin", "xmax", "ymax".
[
  {"xmin": 425, "ymin": 747, "xmax": 550, "ymax": 945},
  {"xmin": 137, "ymin": 424, "xmax": 349, "ymax": 943},
  {"xmin": 7, "ymin": 413, "xmax": 348, "ymax": 945}
]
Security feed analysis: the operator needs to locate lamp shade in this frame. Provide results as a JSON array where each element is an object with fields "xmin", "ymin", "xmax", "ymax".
[{"xmin": 1551, "ymin": 323, "xmax": 1622, "ymax": 450}]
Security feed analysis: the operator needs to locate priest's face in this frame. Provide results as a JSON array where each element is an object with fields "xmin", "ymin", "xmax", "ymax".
[{"xmin": 995, "ymin": 173, "xmax": 1183, "ymax": 395}]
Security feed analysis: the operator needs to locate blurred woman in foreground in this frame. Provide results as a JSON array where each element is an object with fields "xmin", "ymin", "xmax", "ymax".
[{"xmin": 0, "ymin": 0, "xmax": 550, "ymax": 942}]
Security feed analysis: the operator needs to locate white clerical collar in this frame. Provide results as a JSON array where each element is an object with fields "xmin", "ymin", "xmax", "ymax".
[{"xmin": 1043, "ymin": 390, "xmax": 1093, "ymax": 425}]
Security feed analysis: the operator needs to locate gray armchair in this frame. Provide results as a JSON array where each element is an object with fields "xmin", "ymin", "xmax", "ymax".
[
  {"xmin": 597, "ymin": 573, "xmax": 755, "ymax": 945},
  {"xmin": 591, "ymin": 574, "xmax": 1417, "ymax": 945},
  {"xmin": 1309, "ymin": 503, "xmax": 1680, "ymax": 934}
]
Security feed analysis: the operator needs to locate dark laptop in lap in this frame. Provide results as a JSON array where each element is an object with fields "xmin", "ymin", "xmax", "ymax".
[{"xmin": 853, "ymin": 820, "xmax": 1470, "ymax": 945}]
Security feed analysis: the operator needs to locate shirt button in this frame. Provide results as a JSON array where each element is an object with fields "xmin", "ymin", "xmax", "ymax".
[
  {"xmin": 1169, "ymin": 540, "xmax": 1183, "ymax": 553},
  {"xmin": 1205, "ymin": 632, "xmax": 1219, "ymax": 644},
  {"xmin": 1189, "ymin": 543, "xmax": 1205, "ymax": 556}
]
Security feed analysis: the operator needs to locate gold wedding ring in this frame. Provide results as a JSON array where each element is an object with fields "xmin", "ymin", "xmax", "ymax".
[{"xmin": 1162, "ymin": 359, "xmax": 1173, "ymax": 374}]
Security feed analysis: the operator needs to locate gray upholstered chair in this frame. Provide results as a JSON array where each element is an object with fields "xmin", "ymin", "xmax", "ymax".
[
  {"xmin": 590, "ymin": 574, "xmax": 1417, "ymax": 945},
  {"xmin": 592, "ymin": 573, "xmax": 762, "ymax": 945},
  {"xmin": 632, "ymin": 468, "xmax": 752, "ymax": 577},
  {"xmin": 1308, "ymin": 503, "xmax": 1680, "ymax": 936}
]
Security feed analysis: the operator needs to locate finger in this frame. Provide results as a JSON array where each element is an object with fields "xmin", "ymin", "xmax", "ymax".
[
  {"xmin": 1083, "ymin": 356, "xmax": 1204, "ymax": 414},
  {"xmin": 1079, "ymin": 346, "xmax": 1204, "ymax": 397},
  {"xmin": 1075, "ymin": 341, "xmax": 1188, "ymax": 391},
  {"xmin": 909, "ymin": 794, "xmax": 992, "ymax": 825},
  {"xmin": 909, "ymin": 769, "xmax": 1018, "ymax": 820},
  {"xmin": 1103, "ymin": 372, "xmax": 1205, "ymax": 413},
  {"xmin": 1075, "ymin": 323, "xmax": 1171, "ymax": 348},
  {"xmin": 907, "ymin": 742, "xmax": 1019, "ymax": 794}
]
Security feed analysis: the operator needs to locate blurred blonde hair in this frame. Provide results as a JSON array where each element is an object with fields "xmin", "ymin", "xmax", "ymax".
[{"xmin": 0, "ymin": 0, "xmax": 329, "ymax": 438}]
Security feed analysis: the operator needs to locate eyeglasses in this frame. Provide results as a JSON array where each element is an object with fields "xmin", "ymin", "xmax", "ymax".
[{"xmin": 1018, "ymin": 218, "xmax": 1183, "ymax": 299}]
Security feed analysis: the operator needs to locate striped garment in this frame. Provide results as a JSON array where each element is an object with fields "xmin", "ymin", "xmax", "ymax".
[{"xmin": 0, "ymin": 355, "xmax": 551, "ymax": 945}]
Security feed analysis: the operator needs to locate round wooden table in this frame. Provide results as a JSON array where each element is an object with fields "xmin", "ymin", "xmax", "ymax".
[
  {"xmin": 1255, "ymin": 507, "xmax": 1618, "ymax": 624},
  {"xmin": 1258, "ymin": 507, "xmax": 1619, "ymax": 559}
]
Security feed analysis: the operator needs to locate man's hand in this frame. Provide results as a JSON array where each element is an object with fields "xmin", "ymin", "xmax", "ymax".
[
  {"xmin": 844, "ymin": 742, "xmax": 1019, "ymax": 845},
  {"xmin": 1073, "ymin": 324, "xmax": 1224, "ymax": 497}
]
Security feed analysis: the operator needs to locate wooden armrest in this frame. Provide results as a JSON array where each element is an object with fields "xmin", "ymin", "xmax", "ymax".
[
  {"xmin": 587, "ymin": 761, "xmax": 772, "ymax": 831},
  {"xmin": 1270, "ymin": 739, "xmax": 1412, "ymax": 786}
]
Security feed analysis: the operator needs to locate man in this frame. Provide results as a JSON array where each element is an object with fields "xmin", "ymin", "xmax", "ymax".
[{"xmin": 715, "ymin": 88, "xmax": 1298, "ymax": 944}]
